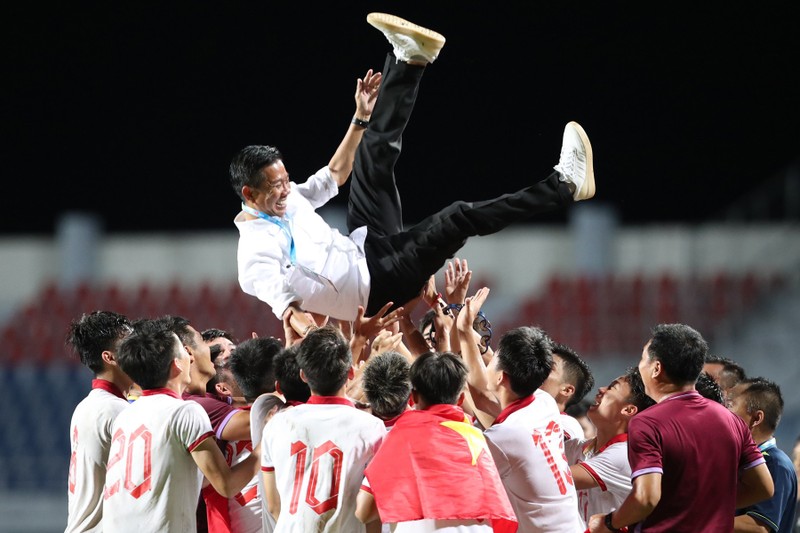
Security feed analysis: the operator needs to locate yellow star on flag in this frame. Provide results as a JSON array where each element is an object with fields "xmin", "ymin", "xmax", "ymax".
[{"xmin": 441, "ymin": 420, "xmax": 489, "ymax": 465}]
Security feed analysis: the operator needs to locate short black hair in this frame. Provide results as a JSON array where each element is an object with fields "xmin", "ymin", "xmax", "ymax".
[
  {"xmin": 410, "ymin": 352, "xmax": 467, "ymax": 406},
  {"xmin": 646, "ymin": 323, "xmax": 708, "ymax": 385},
  {"xmin": 552, "ymin": 342, "xmax": 594, "ymax": 407},
  {"xmin": 737, "ymin": 377, "xmax": 784, "ymax": 432},
  {"xmin": 229, "ymin": 145, "xmax": 283, "ymax": 202},
  {"xmin": 362, "ymin": 351, "xmax": 411, "ymax": 420},
  {"xmin": 149, "ymin": 315, "xmax": 200, "ymax": 350},
  {"xmin": 228, "ymin": 337, "xmax": 283, "ymax": 402},
  {"xmin": 695, "ymin": 371, "xmax": 725, "ymax": 404},
  {"xmin": 117, "ymin": 329, "xmax": 182, "ymax": 390},
  {"xmin": 201, "ymin": 328, "xmax": 236, "ymax": 344},
  {"xmin": 274, "ymin": 345, "xmax": 311, "ymax": 403},
  {"xmin": 623, "ymin": 366, "xmax": 656, "ymax": 412},
  {"xmin": 495, "ymin": 326, "xmax": 553, "ymax": 397},
  {"xmin": 296, "ymin": 326, "xmax": 351, "ymax": 396},
  {"xmin": 66, "ymin": 310, "xmax": 132, "ymax": 374}
]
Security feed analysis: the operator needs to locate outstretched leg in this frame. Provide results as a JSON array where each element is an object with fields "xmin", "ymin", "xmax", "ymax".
[
  {"xmin": 346, "ymin": 54, "xmax": 422, "ymax": 236},
  {"xmin": 365, "ymin": 121, "xmax": 595, "ymax": 314},
  {"xmin": 347, "ymin": 13, "xmax": 446, "ymax": 237}
]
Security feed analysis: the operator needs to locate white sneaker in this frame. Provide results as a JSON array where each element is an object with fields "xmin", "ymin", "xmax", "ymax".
[
  {"xmin": 367, "ymin": 12, "xmax": 446, "ymax": 64},
  {"xmin": 554, "ymin": 121, "xmax": 595, "ymax": 201}
]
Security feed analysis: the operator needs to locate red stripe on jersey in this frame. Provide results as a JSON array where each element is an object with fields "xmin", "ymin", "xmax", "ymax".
[
  {"xmin": 307, "ymin": 395, "xmax": 354, "ymax": 407},
  {"xmin": 187, "ymin": 431, "xmax": 215, "ymax": 452},
  {"xmin": 262, "ymin": 466, "xmax": 275, "ymax": 472},
  {"xmin": 234, "ymin": 485, "xmax": 259, "ymax": 506},
  {"xmin": 577, "ymin": 462, "xmax": 607, "ymax": 491},
  {"xmin": 92, "ymin": 379, "xmax": 126, "ymax": 400},
  {"xmin": 140, "ymin": 388, "xmax": 181, "ymax": 399}
]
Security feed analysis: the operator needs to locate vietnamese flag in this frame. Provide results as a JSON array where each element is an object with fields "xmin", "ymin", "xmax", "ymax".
[{"xmin": 365, "ymin": 404, "xmax": 517, "ymax": 533}]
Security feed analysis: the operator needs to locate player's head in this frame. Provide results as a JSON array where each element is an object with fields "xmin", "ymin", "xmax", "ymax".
[
  {"xmin": 552, "ymin": 342, "xmax": 594, "ymax": 407},
  {"xmin": 362, "ymin": 351, "xmax": 411, "ymax": 420},
  {"xmin": 418, "ymin": 309, "xmax": 437, "ymax": 350},
  {"xmin": 491, "ymin": 326, "xmax": 553, "ymax": 398},
  {"xmin": 66, "ymin": 310, "xmax": 132, "ymax": 374},
  {"xmin": 622, "ymin": 366, "xmax": 656, "ymax": 412},
  {"xmin": 409, "ymin": 351, "xmax": 467, "ymax": 408},
  {"xmin": 228, "ymin": 337, "xmax": 283, "ymax": 402},
  {"xmin": 641, "ymin": 323, "xmax": 707, "ymax": 387},
  {"xmin": 202, "ymin": 327, "xmax": 237, "ymax": 365},
  {"xmin": 274, "ymin": 344, "xmax": 311, "ymax": 404},
  {"xmin": 117, "ymin": 329, "xmax": 188, "ymax": 390},
  {"xmin": 150, "ymin": 315, "xmax": 214, "ymax": 386},
  {"xmin": 296, "ymin": 325, "xmax": 352, "ymax": 396}
]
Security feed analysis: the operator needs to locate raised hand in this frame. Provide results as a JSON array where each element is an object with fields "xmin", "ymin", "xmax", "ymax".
[
  {"xmin": 445, "ymin": 257, "xmax": 472, "ymax": 304},
  {"xmin": 353, "ymin": 302, "xmax": 404, "ymax": 341},
  {"xmin": 458, "ymin": 287, "xmax": 490, "ymax": 334},
  {"xmin": 355, "ymin": 69, "xmax": 382, "ymax": 118}
]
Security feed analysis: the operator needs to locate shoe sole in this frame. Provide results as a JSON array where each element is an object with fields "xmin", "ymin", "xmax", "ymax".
[
  {"xmin": 366, "ymin": 12, "xmax": 446, "ymax": 50},
  {"xmin": 569, "ymin": 121, "xmax": 595, "ymax": 201}
]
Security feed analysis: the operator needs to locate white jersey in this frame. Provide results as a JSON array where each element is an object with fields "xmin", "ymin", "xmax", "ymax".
[
  {"xmin": 226, "ymin": 438, "xmax": 262, "ymax": 533},
  {"xmin": 484, "ymin": 392, "xmax": 583, "ymax": 533},
  {"xmin": 564, "ymin": 435, "xmax": 631, "ymax": 528},
  {"xmin": 250, "ymin": 393, "xmax": 286, "ymax": 533},
  {"xmin": 66, "ymin": 380, "xmax": 129, "ymax": 533},
  {"xmin": 261, "ymin": 396, "xmax": 385, "ymax": 533},
  {"xmin": 102, "ymin": 389, "xmax": 214, "ymax": 533},
  {"xmin": 559, "ymin": 412, "xmax": 585, "ymax": 441}
]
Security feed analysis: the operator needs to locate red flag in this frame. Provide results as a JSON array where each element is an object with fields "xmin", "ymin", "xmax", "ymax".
[{"xmin": 365, "ymin": 404, "xmax": 517, "ymax": 532}]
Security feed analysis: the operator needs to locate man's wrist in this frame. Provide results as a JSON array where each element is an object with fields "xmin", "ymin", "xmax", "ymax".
[{"xmin": 604, "ymin": 512, "xmax": 623, "ymax": 532}]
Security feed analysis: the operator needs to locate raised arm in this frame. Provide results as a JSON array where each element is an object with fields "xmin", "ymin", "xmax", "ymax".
[
  {"xmin": 457, "ymin": 287, "xmax": 501, "ymax": 418},
  {"xmin": 328, "ymin": 69, "xmax": 382, "ymax": 186}
]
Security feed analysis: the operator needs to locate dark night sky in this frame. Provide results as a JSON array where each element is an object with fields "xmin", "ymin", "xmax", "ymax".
[{"xmin": 4, "ymin": 2, "xmax": 799, "ymax": 235}]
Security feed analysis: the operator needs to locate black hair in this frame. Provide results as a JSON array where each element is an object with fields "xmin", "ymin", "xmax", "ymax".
[
  {"xmin": 695, "ymin": 371, "xmax": 725, "ymax": 404},
  {"xmin": 228, "ymin": 337, "xmax": 283, "ymax": 402},
  {"xmin": 229, "ymin": 145, "xmax": 283, "ymax": 202},
  {"xmin": 296, "ymin": 325, "xmax": 351, "ymax": 396},
  {"xmin": 362, "ymin": 351, "xmax": 411, "ymax": 420},
  {"xmin": 117, "ymin": 329, "xmax": 182, "ymax": 390},
  {"xmin": 623, "ymin": 366, "xmax": 656, "ymax": 412},
  {"xmin": 495, "ymin": 326, "xmax": 553, "ymax": 397},
  {"xmin": 410, "ymin": 351, "xmax": 467, "ymax": 406},
  {"xmin": 552, "ymin": 342, "xmax": 595, "ymax": 407},
  {"xmin": 646, "ymin": 323, "xmax": 708, "ymax": 385},
  {"xmin": 66, "ymin": 310, "xmax": 132, "ymax": 374},
  {"xmin": 738, "ymin": 377, "xmax": 784, "ymax": 432},
  {"xmin": 274, "ymin": 345, "xmax": 311, "ymax": 403}
]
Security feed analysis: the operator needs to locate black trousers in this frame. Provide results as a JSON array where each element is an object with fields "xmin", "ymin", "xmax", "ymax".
[{"xmin": 348, "ymin": 54, "xmax": 573, "ymax": 315}]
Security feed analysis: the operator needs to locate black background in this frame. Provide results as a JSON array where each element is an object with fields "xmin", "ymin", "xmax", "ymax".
[{"xmin": 5, "ymin": 2, "xmax": 799, "ymax": 235}]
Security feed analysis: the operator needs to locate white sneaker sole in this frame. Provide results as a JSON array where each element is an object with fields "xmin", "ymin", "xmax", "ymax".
[
  {"xmin": 366, "ymin": 12, "xmax": 446, "ymax": 52},
  {"xmin": 569, "ymin": 121, "xmax": 595, "ymax": 201}
]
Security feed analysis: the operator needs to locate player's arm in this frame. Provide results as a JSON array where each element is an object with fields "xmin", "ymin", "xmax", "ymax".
[
  {"xmin": 263, "ymin": 470, "xmax": 281, "ymax": 521},
  {"xmin": 327, "ymin": 69, "xmax": 381, "ymax": 186},
  {"xmin": 736, "ymin": 463, "xmax": 774, "ymax": 508},
  {"xmin": 733, "ymin": 513, "xmax": 771, "ymax": 533},
  {"xmin": 219, "ymin": 410, "xmax": 251, "ymax": 442},
  {"xmin": 355, "ymin": 488, "xmax": 379, "ymax": 524},
  {"xmin": 570, "ymin": 462, "xmax": 601, "ymax": 490},
  {"xmin": 191, "ymin": 437, "xmax": 260, "ymax": 498},
  {"xmin": 589, "ymin": 472, "xmax": 661, "ymax": 532}
]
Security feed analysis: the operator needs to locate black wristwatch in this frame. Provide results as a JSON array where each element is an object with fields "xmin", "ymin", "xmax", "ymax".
[{"xmin": 604, "ymin": 512, "xmax": 623, "ymax": 532}]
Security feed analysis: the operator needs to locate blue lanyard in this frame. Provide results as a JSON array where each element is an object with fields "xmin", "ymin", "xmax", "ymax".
[
  {"xmin": 241, "ymin": 203, "xmax": 296, "ymax": 264},
  {"xmin": 757, "ymin": 437, "xmax": 776, "ymax": 453}
]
